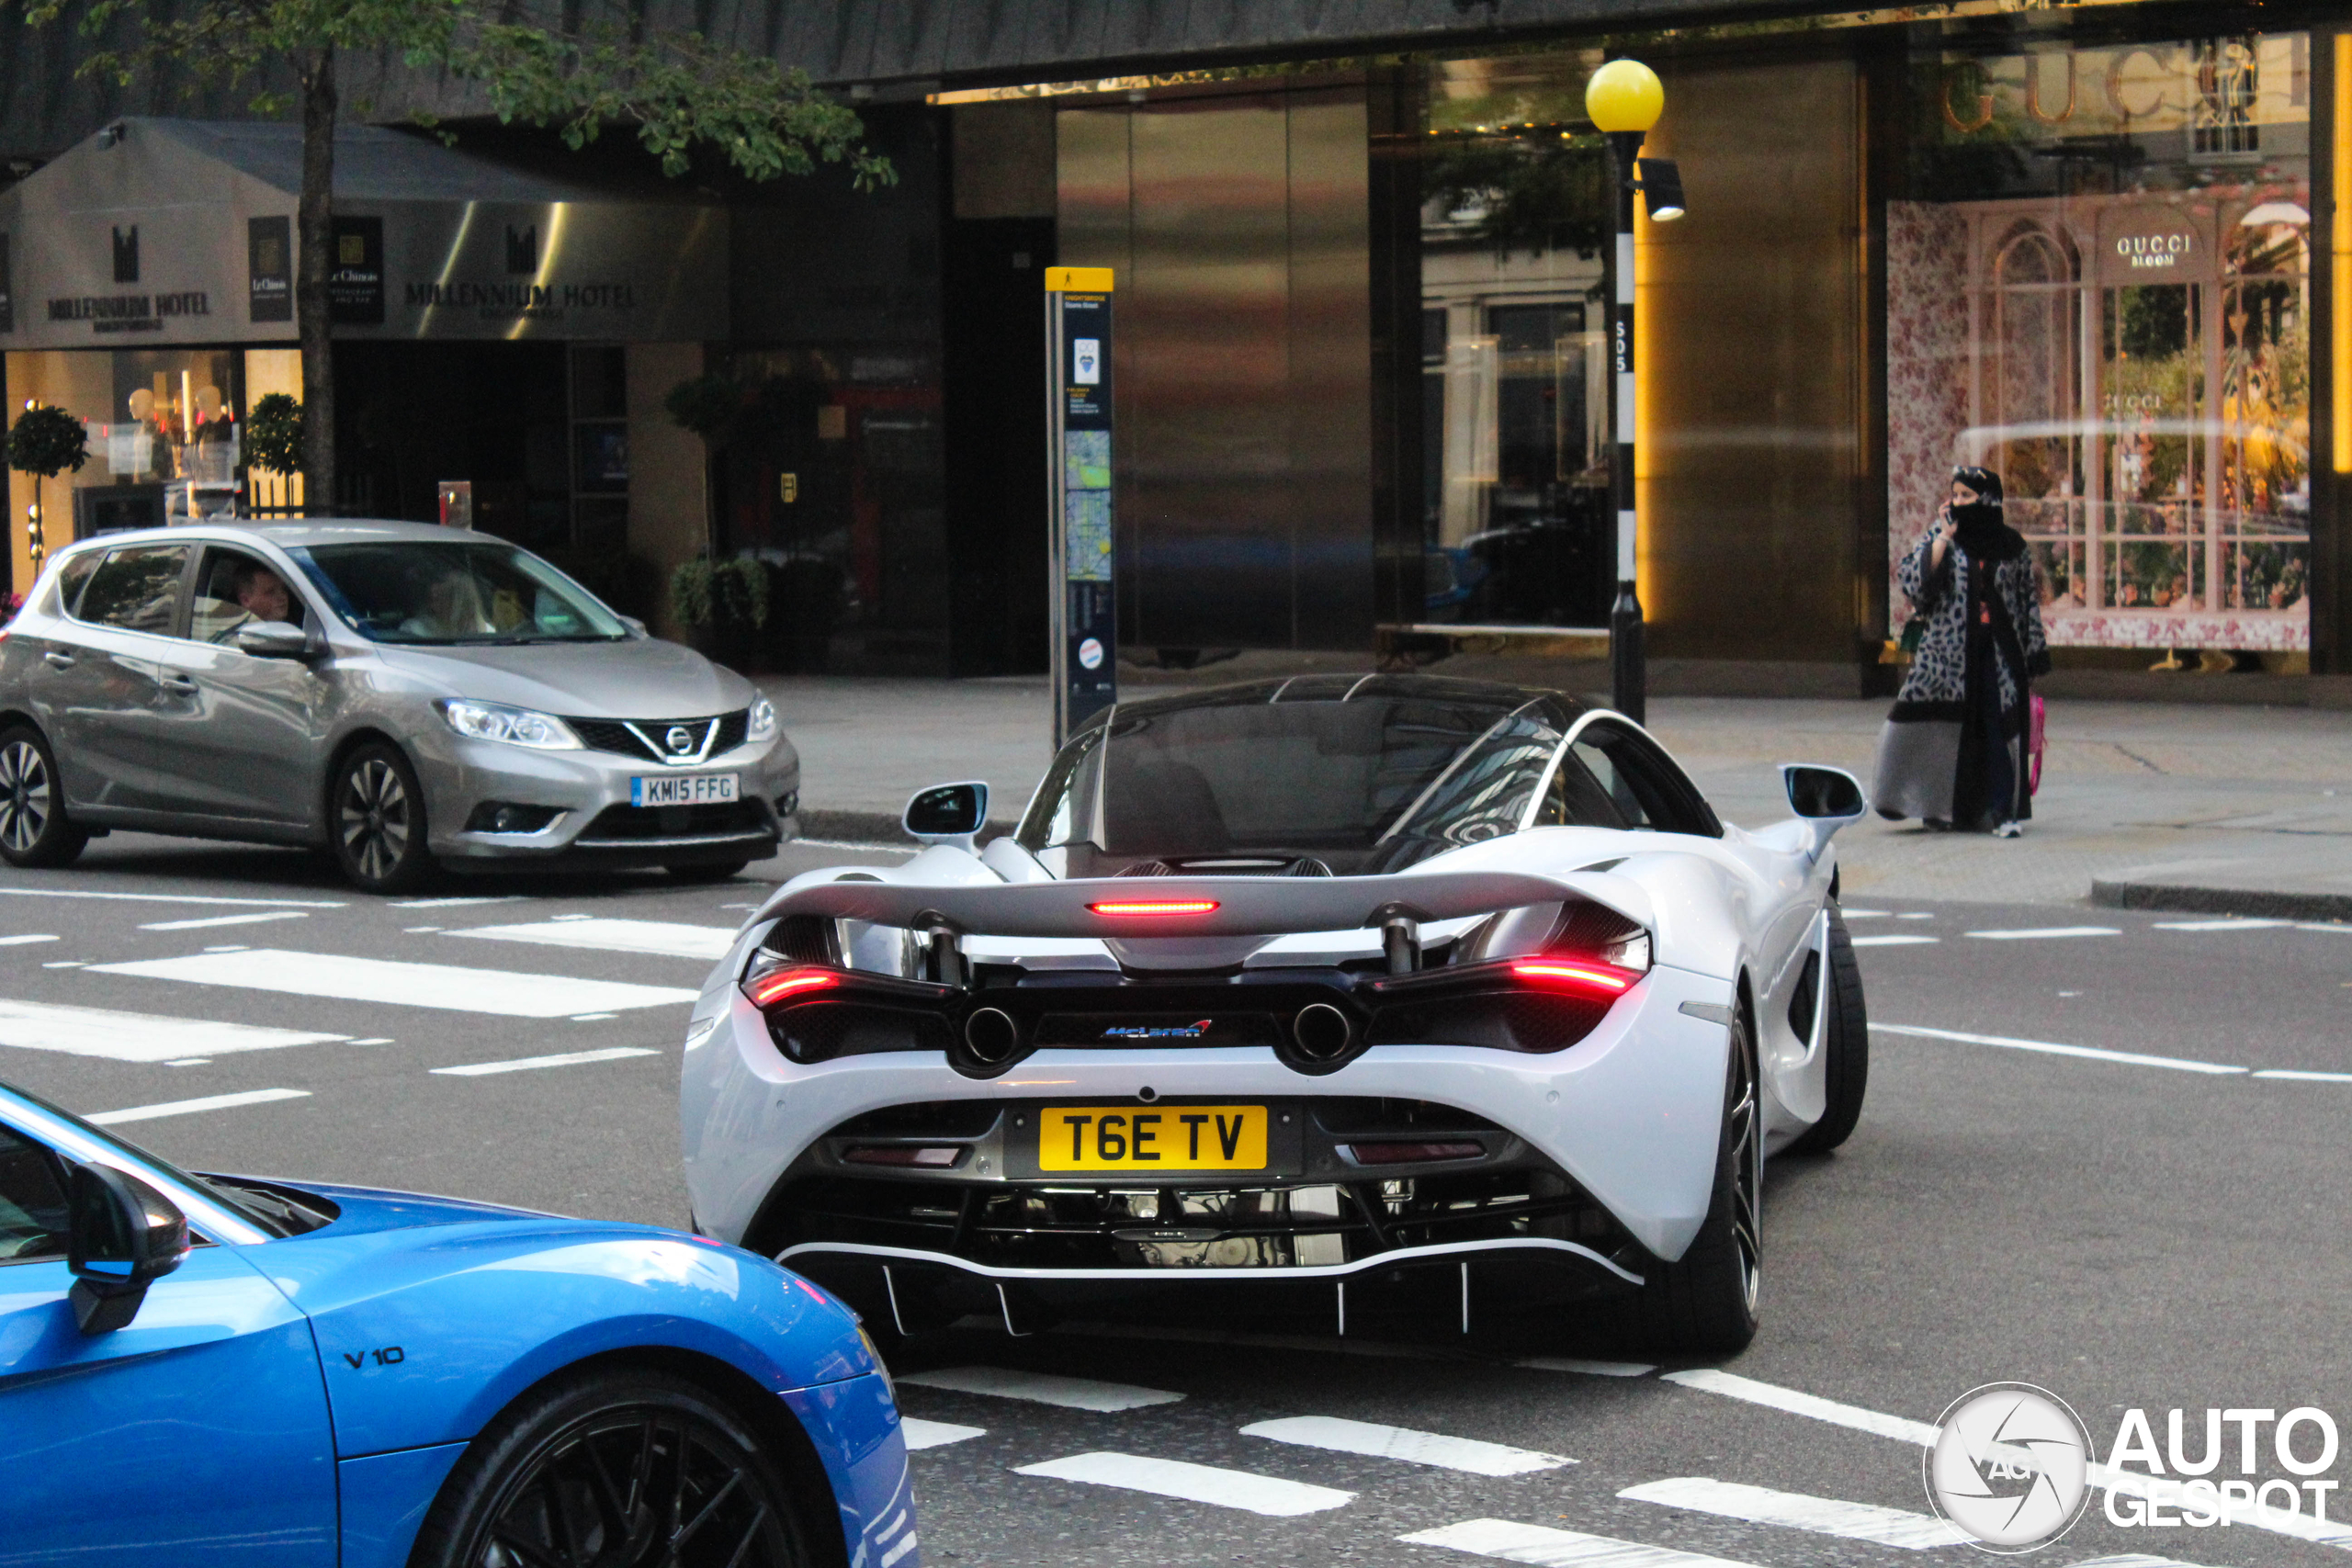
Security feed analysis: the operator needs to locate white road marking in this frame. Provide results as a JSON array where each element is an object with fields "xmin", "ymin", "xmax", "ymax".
[
  {"xmin": 0, "ymin": 888, "xmax": 343, "ymax": 908},
  {"xmin": 0, "ymin": 934, "xmax": 58, "ymax": 946},
  {"xmin": 570, "ymin": 1011, "xmax": 618, "ymax": 1021},
  {"xmin": 2252, "ymin": 1068, "xmax": 2352, "ymax": 1083},
  {"xmin": 347, "ymin": 1037, "xmax": 395, "ymax": 1046},
  {"xmin": 390, "ymin": 896, "xmax": 528, "ymax": 908},
  {"xmin": 140, "ymin": 910, "xmax": 311, "ymax": 932},
  {"xmin": 1401, "ymin": 1518, "xmax": 1765, "ymax": 1566},
  {"xmin": 1519, "ymin": 1358, "xmax": 1658, "ymax": 1377},
  {"xmin": 1242, "ymin": 1416, "xmax": 1569, "ymax": 1476},
  {"xmin": 898, "ymin": 1366, "xmax": 1182, "ymax": 1412},
  {"xmin": 2066, "ymin": 1556, "xmax": 2232, "ymax": 1567},
  {"xmin": 1851, "ymin": 935, "xmax": 1939, "ymax": 948},
  {"xmin": 1619, "ymin": 1477, "xmax": 1962, "ymax": 1549},
  {"xmin": 1873, "ymin": 1024, "xmax": 2244, "ymax": 1076},
  {"xmin": 2152, "ymin": 919, "xmax": 2295, "ymax": 931},
  {"xmin": 89, "ymin": 1088, "xmax": 311, "ymax": 1125},
  {"xmin": 1964, "ymin": 926, "xmax": 2120, "ymax": 940},
  {"xmin": 403, "ymin": 926, "xmax": 443, "ymax": 933},
  {"xmin": 202, "ymin": 945, "xmax": 251, "ymax": 953},
  {"xmin": 1013, "ymin": 1452, "xmax": 1352, "ymax": 1517},
  {"xmin": 1664, "ymin": 1369, "xmax": 2352, "ymax": 1549},
  {"xmin": 1838, "ymin": 909, "xmax": 1890, "ymax": 918},
  {"xmin": 899, "ymin": 1417, "xmax": 987, "ymax": 1451},
  {"xmin": 2296, "ymin": 923, "xmax": 2352, "ymax": 934},
  {"xmin": 452, "ymin": 918, "xmax": 741, "ymax": 961},
  {"xmin": 0, "ymin": 998, "xmax": 346, "ymax": 1063},
  {"xmin": 431, "ymin": 1046, "xmax": 661, "ymax": 1077},
  {"xmin": 91, "ymin": 949, "xmax": 697, "ymax": 1018},
  {"xmin": 165, "ymin": 1058, "xmax": 209, "ymax": 1066},
  {"xmin": 42, "ymin": 961, "xmax": 87, "ymax": 968},
  {"xmin": 1895, "ymin": 911, "xmax": 1935, "ymax": 919}
]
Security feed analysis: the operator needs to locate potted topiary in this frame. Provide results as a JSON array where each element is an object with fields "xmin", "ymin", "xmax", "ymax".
[
  {"xmin": 668, "ymin": 554, "xmax": 771, "ymax": 668},
  {"xmin": 5, "ymin": 403, "xmax": 89, "ymax": 568}
]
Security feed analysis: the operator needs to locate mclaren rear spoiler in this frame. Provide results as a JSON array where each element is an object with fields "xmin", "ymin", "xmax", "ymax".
[{"xmin": 751, "ymin": 868, "xmax": 1652, "ymax": 939}]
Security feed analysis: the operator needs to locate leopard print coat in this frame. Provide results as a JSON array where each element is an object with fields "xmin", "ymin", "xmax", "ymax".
[{"xmin": 1894, "ymin": 528, "xmax": 2050, "ymax": 714}]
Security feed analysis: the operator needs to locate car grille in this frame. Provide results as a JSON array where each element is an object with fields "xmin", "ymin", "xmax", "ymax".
[
  {"xmin": 566, "ymin": 709, "xmax": 750, "ymax": 763},
  {"xmin": 749, "ymin": 1098, "xmax": 1631, "ymax": 1272},
  {"xmin": 575, "ymin": 799, "xmax": 773, "ymax": 843}
]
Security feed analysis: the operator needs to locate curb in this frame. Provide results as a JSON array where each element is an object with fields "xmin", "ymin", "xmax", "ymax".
[
  {"xmin": 2089, "ymin": 878, "xmax": 2352, "ymax": 924},
  {"xmin": 794, "ymin": 808, "xmax": 1018, "ymax": 850}
]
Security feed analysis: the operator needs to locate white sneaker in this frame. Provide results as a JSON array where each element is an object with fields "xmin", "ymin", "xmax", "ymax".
[{"xmin": 1994, "ymin": 819, "xmax": 2023, "ymax": 839}]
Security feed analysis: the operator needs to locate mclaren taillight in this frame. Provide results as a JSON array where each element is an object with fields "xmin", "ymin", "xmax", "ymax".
[
  {"xmin": 1088, "ymin": 898, "xmax": 1221, "ymax": 917},
  {"xmin": 1510, "ymin": 959, "xmax": 1642, "ymax": 997},
  {"xmin": 745, "ymin": 967, "xmax": 842, "ymax": 1007}
]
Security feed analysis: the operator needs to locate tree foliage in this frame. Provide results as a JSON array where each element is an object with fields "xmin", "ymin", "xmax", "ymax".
[
  {"xmin": 243, "ymin": 393, "xmax": 307, "ymax": 476},
  {"xmin": 662, "ymin": 373, "xmax": 744, "ymax": 446},
  {"xmin": 5, "ymin": 405, "xmax": 89, "ymax": 481},
  {"xmin": 30, "ymin": 0, "xmax": 893, "ymax": 194}
]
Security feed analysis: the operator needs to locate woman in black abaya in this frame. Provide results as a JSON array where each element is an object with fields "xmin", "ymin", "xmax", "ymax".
[{"xmin": 1871, "ymin": 468, "xmax": 2052, "ymax": 836}]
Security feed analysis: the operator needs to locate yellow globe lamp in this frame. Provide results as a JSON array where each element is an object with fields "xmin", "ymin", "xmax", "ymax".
[{"xmin": 1585, "ymin": 59, "xmax": 1665, "ymax": 135}]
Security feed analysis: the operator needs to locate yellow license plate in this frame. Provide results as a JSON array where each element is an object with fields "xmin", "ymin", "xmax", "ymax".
[{"xmin": 1038, "ymin": 1105, "xmax": 1269, "ymax": 1172}]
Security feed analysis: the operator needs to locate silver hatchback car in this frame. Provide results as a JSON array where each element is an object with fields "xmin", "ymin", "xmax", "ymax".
[{"xmin": 0, "ymin": 521, "xmax": 800, "ymax": 892}]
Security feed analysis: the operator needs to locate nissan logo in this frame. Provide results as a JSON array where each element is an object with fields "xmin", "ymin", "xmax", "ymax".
[{"xmin": 665, "ymin": 726, "xmax": 695, "ymax": 755}]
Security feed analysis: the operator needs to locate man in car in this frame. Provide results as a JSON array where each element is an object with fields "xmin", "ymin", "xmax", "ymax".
[{"xmin": 209, "ymin": 561, "xmax": 297, "ymax": 642}]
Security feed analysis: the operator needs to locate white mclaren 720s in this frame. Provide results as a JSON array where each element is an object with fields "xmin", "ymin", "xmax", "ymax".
[{"xmin": 681, "ymin": 675, "xmax": 1870, "ymax": 1354}]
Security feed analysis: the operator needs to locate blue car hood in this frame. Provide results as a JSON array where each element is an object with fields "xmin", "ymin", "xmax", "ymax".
[{"xmin": 279, "ymin": 1179, "xmax": 566, "ymax": 1237}]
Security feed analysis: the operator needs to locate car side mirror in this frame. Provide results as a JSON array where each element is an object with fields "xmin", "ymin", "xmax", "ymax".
[
  {"xmin": 904, "ymin": 781, "xmax": 989, "ymax": 852},
  {"xmin": 1783, "ymin": 764, "xmax": 1865, "ymax": 819},
  {"xmin": 1780, "ymin": 763, "xmax": 1867, "ymax": 863},
  {"xmin": 67, "ymin": 1162, "xmax": 189, "ymax": 1335},
  {"xmin": 232, "ymin": 620, "xmax": 312, "ymax": 660}
]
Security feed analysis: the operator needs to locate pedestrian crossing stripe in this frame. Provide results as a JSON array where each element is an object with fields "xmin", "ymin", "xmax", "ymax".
[
  {"xmin": 89, "ymin": 949, "xmax": 697, "ymax": 1018},
  {"xmin": 0, "ymin": 997, "xmax": 345, "ymax": 1062},
  {"xmin": 1015, "ymin": 1451, "xmax": 1352, "ymax": 1517},
  {"xmin": 1618, "ymin": 1477, "xmax": 1962, "ymax": 1549},
  {"xmin": 451, "ymin": 918, "xmax": 741, "ymax": 961},
  {"xmin": 1401, "ymin": 1518, "xmax": 1766, "ymax": 1566},
  {"xmin": 1243, "ymin": 1416, "xmax": 1570, "ymax": 1477}
]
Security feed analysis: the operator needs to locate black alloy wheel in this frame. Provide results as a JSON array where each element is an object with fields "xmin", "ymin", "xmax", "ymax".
[
  {"xmin": 1786, "ymin": 906, "xmax": 1870, "ymax": 1155},
  {"xmin": 331, "ymin": 741, "xmax": 432, "ymax": 893},
  {"xmin": 1625, "ymin": 1001, "xmax": 1762, "ymax": 1355},
  {"xmin": 413, "ymin": 1370, "xmax": 817, "ymax": 1568},
  {"xmin": 0, "ymin": 725, "xmax": 88, "ymax": 868}
]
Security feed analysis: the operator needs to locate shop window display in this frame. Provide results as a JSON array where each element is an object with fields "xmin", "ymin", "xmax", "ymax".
[
  {"xmin": 1417, "ymin": 51, "xmax": 1615, "ymax": 631},
  {"xmin": 1891, "ymin": 31, "xmax": 2311, "ymax": 652}
]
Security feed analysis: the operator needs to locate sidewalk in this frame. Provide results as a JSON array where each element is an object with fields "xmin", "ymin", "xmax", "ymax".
[{"xmin": 757, "ymin": 673, "xmax": 2352, "ymax": 918}]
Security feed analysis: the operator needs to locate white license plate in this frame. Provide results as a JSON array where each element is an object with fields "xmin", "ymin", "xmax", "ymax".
[{"xmin": 630, "ymin": 773, "xmax": 740, "ymax": 807}]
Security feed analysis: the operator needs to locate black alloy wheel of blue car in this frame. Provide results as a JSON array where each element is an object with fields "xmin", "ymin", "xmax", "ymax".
[
  {"xmin": 1626, "ymin": 1002, "xmax": 1762, "ymax": 1355},
  {"xmin": 0, "ymin": 726, "xmax": 88, "ymax": 869},
  {"xmin": 414, "ymin": 1369, "xmax": 817, "ymax": 1568},
  {"xmin": 332, "ymin": 740, "xmax": 433, "ymax": 894}
]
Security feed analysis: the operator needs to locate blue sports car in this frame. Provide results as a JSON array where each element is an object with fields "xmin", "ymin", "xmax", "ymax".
[{"xmin": 0, "ymin": 1077, "xmax": 917, "ymax": 1568}]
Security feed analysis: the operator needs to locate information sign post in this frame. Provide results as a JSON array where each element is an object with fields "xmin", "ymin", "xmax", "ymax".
[{"xmin": 1046, "ymin": 266, "xmax": 1116, "ymax": 747}]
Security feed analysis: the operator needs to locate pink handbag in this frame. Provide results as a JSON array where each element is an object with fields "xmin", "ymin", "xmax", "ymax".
[{"xmin": 2028, "ymin": 694, "xmax": 2046, "ymax": 795}]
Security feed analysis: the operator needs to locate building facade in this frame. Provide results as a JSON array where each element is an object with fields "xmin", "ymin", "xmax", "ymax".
[{"xmin": 1, "ymin": 0, "xmax": 2344, "ymax": 692}]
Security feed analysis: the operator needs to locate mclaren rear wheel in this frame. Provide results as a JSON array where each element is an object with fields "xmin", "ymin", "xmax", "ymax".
[
  {"xmin": 1786, "ymin": 905, "xmax": 1870, "ymax": 1155},
  {"xmin": 1625, "ymin": 1001, "xmax": 1761, "ymax": 1357}
]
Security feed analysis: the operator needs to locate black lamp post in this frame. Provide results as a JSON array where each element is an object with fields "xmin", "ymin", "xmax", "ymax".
[{"xmin": 1584, "ymin": 60, "xmax": 1685, "ymax": 724}]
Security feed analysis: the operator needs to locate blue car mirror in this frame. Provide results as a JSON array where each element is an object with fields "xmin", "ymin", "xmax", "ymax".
[{"xmin": 66, "ymin": 1163, "xmax": 190, "ymax": 1335}]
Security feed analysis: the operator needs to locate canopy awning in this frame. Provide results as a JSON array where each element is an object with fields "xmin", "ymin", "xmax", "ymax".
[{"xmin": 0, "ymin": 118, "xmax": 727, "ymax": 348}]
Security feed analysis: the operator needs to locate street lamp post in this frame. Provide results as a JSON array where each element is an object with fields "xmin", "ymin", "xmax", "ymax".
[{"xmin": 1584, "ymin": 60, "xmax": 1684, "ymax": 724}]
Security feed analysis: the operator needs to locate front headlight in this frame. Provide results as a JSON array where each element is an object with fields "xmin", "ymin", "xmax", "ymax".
[
  {"xmin": 746, "ymin": 693, "xmax": 778, "ymax": 742},
  {"xmin": 437, "ymin": 699, "xmax": 582, "ymax": 750}
]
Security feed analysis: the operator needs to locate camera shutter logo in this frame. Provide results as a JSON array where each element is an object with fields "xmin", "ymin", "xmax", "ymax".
[{"xmin": 1925, "ymin": 1383, "xmax": 2095, "ymax": 1552}]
